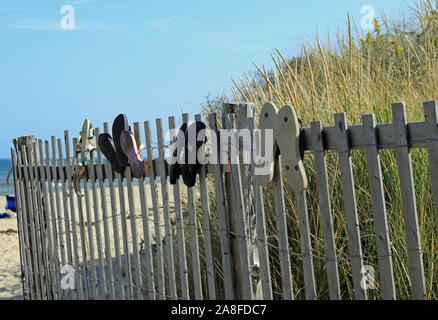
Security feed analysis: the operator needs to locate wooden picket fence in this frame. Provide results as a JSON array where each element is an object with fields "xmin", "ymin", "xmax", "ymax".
[{"xmin": 10, "ymin": 100, "xmax": 438, "ymax": 300}]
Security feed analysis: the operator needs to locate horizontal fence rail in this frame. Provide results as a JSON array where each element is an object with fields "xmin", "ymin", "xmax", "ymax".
[{"xmin": 10, "ymin": 100, "xmax": 438, "ymax": 300}]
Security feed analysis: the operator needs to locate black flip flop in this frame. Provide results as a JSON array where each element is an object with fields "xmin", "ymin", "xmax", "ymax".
[
  {"xmin": 98, "ymin": 133, "xmax": 124, "ymax": 174},
  {"xmin": 169, "ymin": 123, "xmax": 187, "ymax": 185},
  {"xmin": 120, "ymin": 129, "xmax": 145, "ymax": 179},
  {"xmin": 112, "ymin": 114, "xmax": 130, "ymax": 167},
  {"xmin": 182, "ymin": 121, "xmax": 207, "ymax": 188}
]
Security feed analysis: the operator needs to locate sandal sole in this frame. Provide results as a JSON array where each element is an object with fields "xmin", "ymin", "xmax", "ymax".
[
  {"xmin": 120, "ymin": 130, "xmax": 145, "ymax": 178},
  {"xmin": 182, "ymin": 121, "xmax": 206, "ymax": 188},
  {"xmin": 169, "ymin": 123, "xmax": 187, "ymax": 184},
  {"xmin": 255, "ymin": 102, "xmax": 278, "ymax": 186},
  {"xmin": 274, "ymin": 105, "xmax": 307, "ymax": 193},
  {"xmin": 98, "ymin": 133, "xmax": 124, "ymax": 174},
  {"xmin": 112, "ymin": 114, "xmax": 130, "ymax": 167}
]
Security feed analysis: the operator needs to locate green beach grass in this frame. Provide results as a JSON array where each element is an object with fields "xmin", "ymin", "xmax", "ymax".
[{"xmin": 193, "ymin": 0, "xmax": 438, "ymax": 299}]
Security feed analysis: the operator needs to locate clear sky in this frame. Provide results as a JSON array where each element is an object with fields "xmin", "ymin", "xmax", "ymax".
[{"xmin": 0, "ymin": 0, "xmax": 412, "ymax": 158}]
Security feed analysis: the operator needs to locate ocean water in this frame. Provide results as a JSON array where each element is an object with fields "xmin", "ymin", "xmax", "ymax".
[{"xmin": 0, "ymin": 159, "xmax": 14, "ymax": 196}]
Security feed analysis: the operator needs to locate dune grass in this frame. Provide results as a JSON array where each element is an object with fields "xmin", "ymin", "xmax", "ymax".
[{"xmin": 197, "ymin": 0, "xmax": 438, "ymax": 299}]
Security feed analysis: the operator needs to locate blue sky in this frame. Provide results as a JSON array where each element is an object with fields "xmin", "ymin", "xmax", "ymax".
[{"xmin": 0, "ymin": 0, "xmax": 412, "ymax": 158}]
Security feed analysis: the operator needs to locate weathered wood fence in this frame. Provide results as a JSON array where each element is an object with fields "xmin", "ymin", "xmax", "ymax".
[{"xmin": 10, "ymin": 101, "xmax": 438, "ymax": 300}]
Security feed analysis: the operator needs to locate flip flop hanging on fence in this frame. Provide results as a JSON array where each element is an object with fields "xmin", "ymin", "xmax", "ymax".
[
  {"xmin": 273, "ymin": 105, "xmax": 308, "ymax": 193},
  {"xmin": 72, "ymin": 118, "xmax": 97, "ymax": 197},
  {"xmin": 169, "ymin": 120, "xmax": 208, "ymax": 188},
  {"xmin": 254, "ymin": 102, "xmax": 278, "ymax": 187}
]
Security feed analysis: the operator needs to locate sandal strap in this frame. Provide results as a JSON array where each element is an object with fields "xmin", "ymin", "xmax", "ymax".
[{"xmin": 137, "ymin": 144, "xmax": 145, "ymax": 156}]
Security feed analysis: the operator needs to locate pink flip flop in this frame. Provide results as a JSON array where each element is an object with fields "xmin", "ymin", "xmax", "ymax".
[{"xmin": 120, "ymin": 130, "xmax": 145, "ymax": 178}]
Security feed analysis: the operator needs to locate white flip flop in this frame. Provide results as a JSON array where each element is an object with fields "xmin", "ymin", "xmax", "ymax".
[
  {"xmin": 274, "ymin": 105, "xmax": 308, "ymax": 193},
  {"xmin": 81, "ymin": 119, "xmax": 91, "ymax": 163},
  {"xmin": 255, "ymin": 102, "xmax": 278, "ymax": 186},
  {"xmin": 76, "ymin": 118, "xmax": 96, "ymax": 164}
]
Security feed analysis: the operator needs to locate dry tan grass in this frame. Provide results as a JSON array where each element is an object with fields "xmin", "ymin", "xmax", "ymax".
[{"xmin": 201, "ymin": 0, "xmax": 438, "ymax": 299}]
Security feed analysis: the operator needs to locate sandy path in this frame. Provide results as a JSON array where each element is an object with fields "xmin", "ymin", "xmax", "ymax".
[{"xmin": 0, "ymin": 196, "xmax": 22, "ymax": 300}]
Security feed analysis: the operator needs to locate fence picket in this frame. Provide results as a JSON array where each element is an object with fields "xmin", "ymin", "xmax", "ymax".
[
  {"xmin": 82, "ymin": 161, "xmax": 99, "ymax": 299},
  {"xmin": 10, "ymin": 150, "xmax": 32, "ymax": 299},
  {"xmin": 144, "ymin": 120, "xmax": 166, "ymax": 299},
  {"xmin": 249, "ymin": 119, "xmax": 273, "ymax": 300},
  {"xmin": 226, "ymin": 113, "xmax": 254, "ymax": 300},
  {"xmin": 87, "ymin": 140, "xmax": 108, "ymax": 299},
  {"xmin": 31, "ymin": 143, "xmax": 51, "ymax": 300},
  {"xmin": 310, "ymin": 121, "xmax": 341, "ymax": 300},
  {"xmin": 156, "ymin": 118, "xmax": 177, "ymax": 300},
  {"xmin": 334, "ymin": 113, "xmax": 367, "ymax": 300},
  {"xmin": 28, "ymin": 144, "xmax": 50, "ymax": 299},
  {"xmin": 133, "ymin": 122, "xmax": 156, "ymax": 300},
  {"xmin": 15, "ymin": 150, "xmax": 36, "ymax": 299},
  {"xmin": 20, "ymin": 148, "xmax": 43, "ymax": 299},
  {"xmin": 195, "ymin": 113, "xmax": 217, "ymax": 300},
  {"xmin": 35, "ymin": 141, "xmax": 58, "ymax": 300},
  {"xmin": 207, "ymin": 113, "xmax": 235, "ymax": 300},
  {"xmin": 94, "ymin": 128, "xmax": 116, "ymax": 300},
  {"xmin": 362, "ymin": 114, "xmax": 396, "ymax": 300},
  {"xmin": 424, "ymin": 101, "xmax": 438, "ymax": 241},
  {"xmin": 296, "ymin": 191, "xmax": 317, "ymax": 300},
  {"xmin": 121, "ymin": 123, "xmax": 144, "ymax": 300},
  {"xmin": 50, "ymin": 138, "xmax": 67, "ymax": 292},
  {"xmin": 70, "ymin": 138, "xmax": 91, "ymax": 299},
  {"xmin": 168, "ymin": 116, "xmax": 190, "ymax": 300},
  {"xmin": 125, "ymin": 165, "xmax": 144, "ymax": 300},
  {"xmin": 115, "ymin": 168, "xmax": 133, "ymax": 299},
  {"xmin": 44, "ymin": 141, "xmax": 63, "ymax": 299},
  {"xmin": 102, "ymin": 122, "xmax": 125, "ymax": 299},
  {"xmin": 392, "ymin": 102, "xmax": 427, "ymax": 300},
  {"xmin": 273, "ymin": 154, "xmax": 294, "ymax": 300},
  {"xmin": 182, "ymin": 113, "xmax": 203, "ymax": 300},
  {"xmin": 56, "ymin": 139, "xmax": 77, "ymax": 300}
]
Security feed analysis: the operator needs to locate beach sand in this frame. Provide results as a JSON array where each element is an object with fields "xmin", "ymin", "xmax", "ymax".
[
  {"xmin": 0, "ymin": 181, "xmax": 185, "ymax": 300},
  {"xmin": 0, "ymin": 196, "xmax": 22, "ymax": 300}
]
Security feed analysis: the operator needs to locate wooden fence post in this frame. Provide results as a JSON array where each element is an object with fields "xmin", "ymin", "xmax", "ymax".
[
  {"xmin": 13, "ymin": 135, "xmax": 43, "ymax": 300},
  {"xmin": 334, "ymin": 113, "xmax": 367, "ymax": 300},
  {"xmin": 10, "ymin": 149, "xmax": 28, "ymax": 299},
  {"xmin": 392, "ymin": 103, "xmax": 427, "ymax": 300},
  {"xmin": 222, "ymin": 102, "xmax": 261, "ymax": 300}
]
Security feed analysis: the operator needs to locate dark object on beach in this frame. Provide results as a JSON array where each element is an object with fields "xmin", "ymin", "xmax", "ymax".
[
  {"xmin": 0, "ymin": 228, "xmax": 17, "ymax": 234},
  {"xmin": 98, "ymin": 133, "xmax": 125, "ymax": 174},
  {"xmin": 112, "ymin": 114, "xmax": 130, "ymax": 167},
  {"xmin": 0, "ymin": 213, "xmax": 11, "ymax": 219},
  {"xmin": 5, "ymin": 196, "xmax": 16, "ymax": 213}
]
